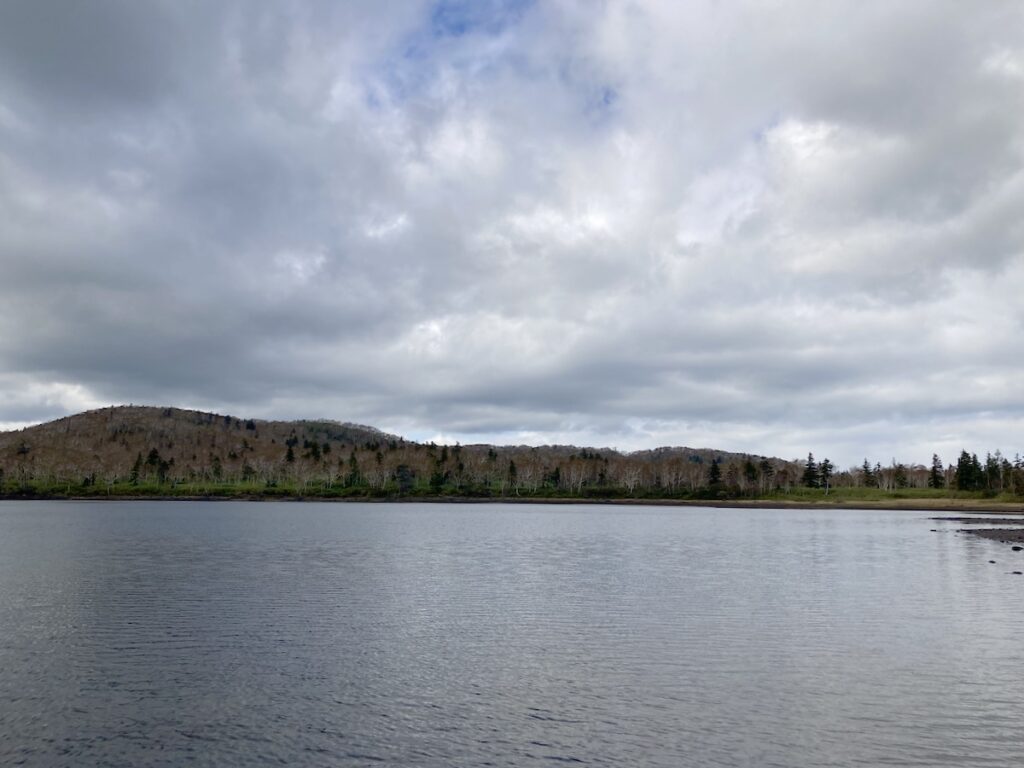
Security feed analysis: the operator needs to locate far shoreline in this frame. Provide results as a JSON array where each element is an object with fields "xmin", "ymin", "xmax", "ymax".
[{"xmin": 2, "ymin": 493, "xmax": 1024, "ymax": 514}]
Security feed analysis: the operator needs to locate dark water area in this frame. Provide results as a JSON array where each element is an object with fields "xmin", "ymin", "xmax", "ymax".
[{"xmin": 1, "ymin": 501, "xmax": 1023, "ymax": 767}]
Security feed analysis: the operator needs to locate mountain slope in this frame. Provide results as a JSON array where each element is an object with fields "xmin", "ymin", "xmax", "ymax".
[
  {"xmin": 0, "ymin": 406, "xmax": 396, "ymax": 483},
  {"xmin": 0, "ymin": 405, "xmax": 795, "ymax": 495}
]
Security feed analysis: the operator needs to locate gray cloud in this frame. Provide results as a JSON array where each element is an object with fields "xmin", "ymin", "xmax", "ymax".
[{"xmin": 1, "ymin": 0, "xmax": 1023, "ymax": 466}]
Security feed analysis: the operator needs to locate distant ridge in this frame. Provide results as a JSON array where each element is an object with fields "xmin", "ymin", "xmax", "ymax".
[
  {"xmin": 0, "ymin": 405, "xmax": 792, "ymax": 496},
  {"xmin": 0, "ymin": 405, "xmax": 397, "ymax": 476}
]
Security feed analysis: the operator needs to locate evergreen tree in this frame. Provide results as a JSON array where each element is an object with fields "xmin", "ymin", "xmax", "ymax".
[
  {"xmin": 955, "ymin": 451, "xmax": 969, "ymax": 490},
  {"xmin": 955, "ymin": 450, "xmax": 981, "ymax": 491},
  {"xmin": 819, "ymin": 458, "xmax": 834, "ymax": 492},
  {"xmin": 861, "ymin": 459, "xmax": 873, "ymax": 486},
  {"xmin": 394, "ymin": 464, "xmax": 414, "ymax": 493},
  {"xmin": 304, "ymin": 440, "xmax": 321, "ymax": 461},
  {"xmin": 893, "ymin": 463, "xmax": 908, "ymax": 488},
  {"xmin": 707, "ymin": 460, "xmax": 722, "ymax": 489},
  {"xmin": 743, "ymin": 459, "xmax": 758, "ymax": 486},
  {"xmin": 1012, "ymin": 455, "xmax": 1024, "ymax": 496},
  {"xmin": 802, "ymin": 453, "xmax": 819, "ymax": 488},
  {"xmin": 984, "ymin": 452, "xmax": 1002, "ymax": 492},
  {"xmin": 928, "ymin": 454, "xmax": 944, "ymax": 489},
  {"xmin": 347, "ymin": 451, "xmax": 360, "ymax": 486},
  {"xmin": 430, "ymin": 466, "xmax": 447, "ymax": 491}
]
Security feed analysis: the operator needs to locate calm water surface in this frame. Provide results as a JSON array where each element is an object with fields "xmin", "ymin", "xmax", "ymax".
[{"xmin": 1, "ymin": 501, "xmax": 1023, "ymax": 767}]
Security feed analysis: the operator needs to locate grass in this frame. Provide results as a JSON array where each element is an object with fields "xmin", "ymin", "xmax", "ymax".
[{"xmin": 2, "ymin": 479, "xmax": 1022, "ymax": 509}]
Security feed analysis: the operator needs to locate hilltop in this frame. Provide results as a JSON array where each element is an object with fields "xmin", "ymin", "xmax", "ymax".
[
  {"xmin": 0, "ymin": 406, "xmax": 393, "ymax": 483},
  {"xmin": 0, "ymin": 405, "xmax": 788, "ymax": 498}
]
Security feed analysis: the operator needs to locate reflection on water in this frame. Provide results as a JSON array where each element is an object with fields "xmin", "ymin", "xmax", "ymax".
[{"xmin": 1, "ymin": 501, "xmax": 1023, "ymax": 766}]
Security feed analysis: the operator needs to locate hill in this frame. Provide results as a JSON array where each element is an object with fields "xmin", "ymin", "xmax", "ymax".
[
  {"xmin": 0, "ymin": 406, "xmax": 396, "ymax": 485},
  {"xmin": 0, "ymin": 405, "xmax": 792, "ymax": 498}
]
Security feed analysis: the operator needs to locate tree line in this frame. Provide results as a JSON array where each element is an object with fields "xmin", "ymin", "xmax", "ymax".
[
  {"xmin": 4, "ymin": 432, "xmax": 1023, "ymax": 499},
  {"xmin": 794, "ymin": 450, "xmax": 1024, "ymax": 496}
]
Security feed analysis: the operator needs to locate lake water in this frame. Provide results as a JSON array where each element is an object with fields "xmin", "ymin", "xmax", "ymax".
[{"xmin": 1, "ymin": 501, "xmax": 1023, "ymax": 767}]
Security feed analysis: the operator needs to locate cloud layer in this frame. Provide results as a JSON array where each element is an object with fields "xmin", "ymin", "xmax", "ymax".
[{"xmin": 2, "ymin": 0, "xmax": 1023, "ymax": 466}]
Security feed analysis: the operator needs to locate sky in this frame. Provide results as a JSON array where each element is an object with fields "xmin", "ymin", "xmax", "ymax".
[{"xmin": 1, "ymin": 0, "xmax": 1023, "ymax": 467}]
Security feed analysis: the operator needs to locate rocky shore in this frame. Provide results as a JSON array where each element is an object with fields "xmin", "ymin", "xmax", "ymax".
[{"xmin": 959, "ymin": 527, "xmax": 1024, "ymax": 544}]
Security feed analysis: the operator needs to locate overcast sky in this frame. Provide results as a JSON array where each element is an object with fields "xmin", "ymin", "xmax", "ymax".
[{"xmin": 1, "ymin": 1, "xmax": 1023, "ymax": 466}]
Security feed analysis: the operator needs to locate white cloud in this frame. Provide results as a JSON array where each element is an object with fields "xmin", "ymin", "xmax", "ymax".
[
  {"xmin": 362, "ymin": 212, "xmax": 410, "ymax": 240},
  {"xmin": 0, "ymin": 376, "xmax": 104, "ymax": 429},
  {"xmin": 1, "ymin": 0, "xmax": 1023, "ymax": 466},
  {"xmin": 272, "ymin": 249, "xmax": 327, "ymax": 285},
  {"xmin": 982, "ymin": 47, "xmax": 1024, "ymax": 79}
]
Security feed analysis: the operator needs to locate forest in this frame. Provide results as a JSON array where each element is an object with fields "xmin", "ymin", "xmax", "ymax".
[{"xmin": 1, "ymin": 407, "xmax": 1022, "ymax": 502}]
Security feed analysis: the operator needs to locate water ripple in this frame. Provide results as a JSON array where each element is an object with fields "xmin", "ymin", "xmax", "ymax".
[{"xmin": 1, "ymin": 501, "xmax": 1023, "ymax": 766}]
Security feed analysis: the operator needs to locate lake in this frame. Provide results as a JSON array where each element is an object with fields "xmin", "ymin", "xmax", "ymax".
[{"xmin": 1, "ymin": 501, "xmax": 1022, "ymax": 766}]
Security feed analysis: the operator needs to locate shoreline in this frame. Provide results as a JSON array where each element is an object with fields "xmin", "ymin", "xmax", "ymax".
[
  {"xmin": 959, "ymin": 528, "xmax": 1024, "ymax": 544},
  {"xmin": 2, "ymin": 493, "xmax": 1023, "ymax": 514}
]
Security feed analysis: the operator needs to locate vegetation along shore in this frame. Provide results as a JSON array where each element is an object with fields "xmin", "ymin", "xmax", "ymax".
[{"xmin": 2, "ymin": 406, "xmax": 1023, "ymax": 509}]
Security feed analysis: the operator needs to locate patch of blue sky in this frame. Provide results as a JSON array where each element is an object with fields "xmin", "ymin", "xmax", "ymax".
[
  {"xmin": 429, "ymin": 0, "xmax": 534, "ymax": 39},
  {"xmin": 363, "ymin": 0, "xmax": 617, "ymax": 137},
  {"xmin": 555, "ymin": 55, "xmax": 620, "ymax": 130},
  {"xmin": 366, "ymin": 0, "xmax": 535, "ymax": 107},
  {"xmin": 580, "ymin": 84, "xmax": 620, "ymax": 130},
  {"xmin": 399, "ymin": 0, "xmax": 534, "ymax": 69}
]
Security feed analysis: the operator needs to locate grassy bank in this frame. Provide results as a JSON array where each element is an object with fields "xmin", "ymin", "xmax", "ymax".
[{"xmin": 2, "ymin": 480, "xmax": 1023, "ymax": 512}]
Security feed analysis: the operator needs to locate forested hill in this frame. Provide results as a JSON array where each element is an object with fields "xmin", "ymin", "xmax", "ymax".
[
  {"xmin": 0, "ymin": 406, "xmax": 792, "ymax": 496},
  {"xmin": 0, "ymin": 406, "xmax": 393, "ymax": 484}
]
